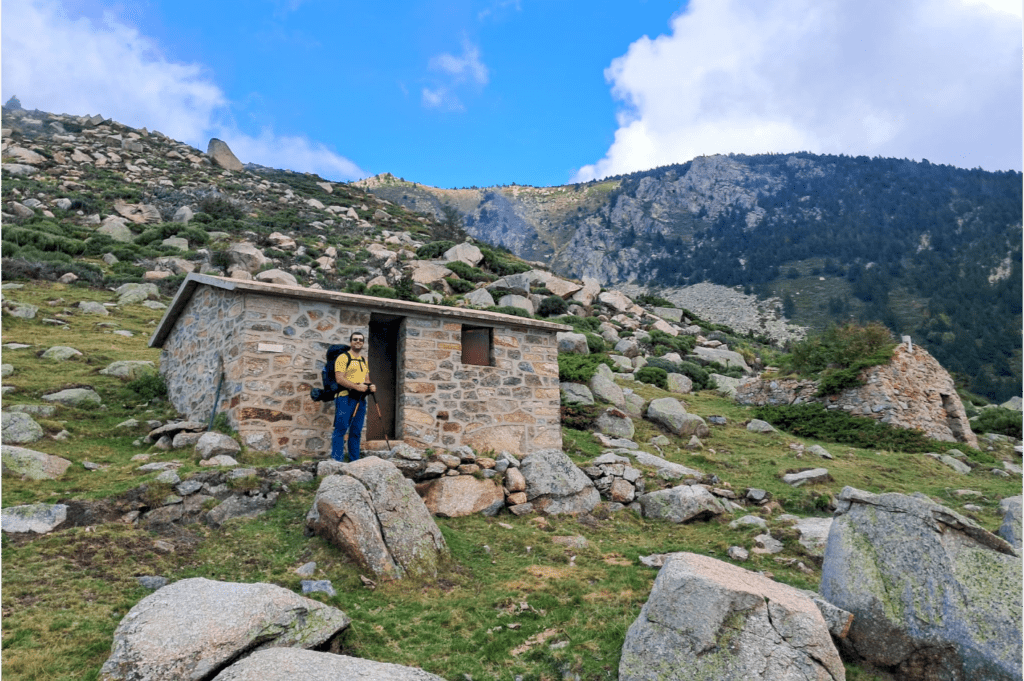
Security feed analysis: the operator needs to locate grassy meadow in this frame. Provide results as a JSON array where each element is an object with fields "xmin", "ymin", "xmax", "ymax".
[{"xmin": 2, "ymin": 278, "xmax": 1020, "ymax": 681}]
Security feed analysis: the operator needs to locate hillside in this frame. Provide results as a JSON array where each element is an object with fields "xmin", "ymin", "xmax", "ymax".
[
  {"xmin": 2, "ymin": 105, "xmax": 1022, "ymax": 681},
  {"xmin": 358, "ymin": 156, "xmax": 1023, "ymax": 403}
]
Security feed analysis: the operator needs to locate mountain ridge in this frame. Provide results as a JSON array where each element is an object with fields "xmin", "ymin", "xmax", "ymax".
[{"xmin": 359, "ymin": 155, "xmax": 1023, "ymax": 402}]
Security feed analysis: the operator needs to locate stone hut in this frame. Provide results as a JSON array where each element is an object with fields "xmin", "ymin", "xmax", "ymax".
[
  {"xmin": 150, "ymin": 273, "xmax": 570, "ymax": 457},
  {"xmin": 735, "ymin": 342, "xmax": 979, "ymax": 448}
]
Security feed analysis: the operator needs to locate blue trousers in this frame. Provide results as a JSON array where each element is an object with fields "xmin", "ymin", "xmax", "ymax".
[{"xmin": 331, "ymin": 394, "xmax": 367, "ymax": 462}]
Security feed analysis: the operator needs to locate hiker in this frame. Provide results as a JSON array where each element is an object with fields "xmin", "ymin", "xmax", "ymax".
[{"xmin": 331, "ymin": 332, "xmax": 376, "ymax": 462}]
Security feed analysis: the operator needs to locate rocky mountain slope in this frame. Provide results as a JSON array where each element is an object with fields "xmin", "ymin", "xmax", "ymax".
[
  {"xmin": 358, "ymin": 155, "xmax": 1023, "ymax": 402},
  {"xmin": 2, "ymin": 104, "xmax": 1022, "ymax": 681}
]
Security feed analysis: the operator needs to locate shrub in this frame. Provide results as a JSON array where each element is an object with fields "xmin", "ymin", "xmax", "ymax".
[
  {"xmin": 485, "ymin": 305, "xmax": 535, "ymax": 319},
  {"xmin": 537, "ymin": 296, "xmax": 568, "ymax": 317},
  {"xmin": 754, "ymin": 403, "xmax": 993, "ymax": 461},
  {"xmin": 644, "ymin": 357, "xmax": 714, "ymax": 391},
  {"xmin": 636, "ymin": 366, "xmax": 668, "ymax": 390},
  {"xmin": 479, "ymin": 246, "xmax": 531, "ymax": 276},
  {"xmin": 366, "ymin": 284, "xmax": 398, "ymax": 299},
  {"xmin": 554, "ymin": 315, "xmax": 602, "ymax": 333},
  {"xmin": 198, "ymin": 195, "xmax": 245, "ymax": 221},
  {"xmin": 558, "ymin": 354, "xmax": 613, "ymax": 383},
  {"xmin": 584, "ymin": 332, "xmax": 606, "ymax": 354},
  {"xmin": 416, "ymin": 240, "xmax": 456, "ymax": 259},
  {"xmin": 972, "ymin": 407, "xmax": 1023, "ymax": 440},
  {"xmin": 445, "ymin": 277, "xmax": 475, "ymax": 294},
  {"xmin": 338, "ymin": 264, "xmax": 370, "ymax": 277},
  {"xmin": 446, "ymin": 261, "xmax": 496, "ymax": 283},
  {"xmin": 344, "ymin": 281, "xmax": 367, "ymax": 294},
  {"xmin": 645, "ymin": 329, "xmax": 695, "ymax": 356},
  {"xmin": 127, "ymin": 371, "xmax": 167, "ymax": 401},
  {"xmin": 561, "ymin": 402, "xmax": 602, "ymax": 430},
  {"xmin": 780, "ymin": 322, "xmax": 896, "ymax": 396},
  {"xmin": 634, "ymin": 293, "xmax": 674, "ymax": 308}
]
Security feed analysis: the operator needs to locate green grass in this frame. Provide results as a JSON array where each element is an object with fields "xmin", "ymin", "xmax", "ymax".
[{"xmin": 2, "ymin": 280, "xmax": 1020, "ymax": 681}]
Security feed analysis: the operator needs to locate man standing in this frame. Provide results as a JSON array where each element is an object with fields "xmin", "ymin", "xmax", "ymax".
[{"xmin": 331, "ymin": 332, "xmax": 376, "ymax": 462}]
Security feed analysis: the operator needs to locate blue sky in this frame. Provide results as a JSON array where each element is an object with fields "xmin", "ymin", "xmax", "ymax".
[{"xmin": 3, "ymin": 0, "xmax": 1021, "ymax": 187}]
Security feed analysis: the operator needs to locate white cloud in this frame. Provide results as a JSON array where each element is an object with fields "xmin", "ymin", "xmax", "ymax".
[
  {"xmin": 575, "ymin": 0, "xmax": 1022, "ymax": 181},
  {"xmin": 422, "ymin": 39, "xmax": 489, "ymax": 110},
  {"xmin": 220, "ymin": 128, "xmax": 364, "ymax": 182},
  {"xmin": 1, "ymin": 0, "xmax": 364, "ymax": 180}
]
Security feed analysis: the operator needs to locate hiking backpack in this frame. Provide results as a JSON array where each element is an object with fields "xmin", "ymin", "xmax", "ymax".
[{"xmin": 309, "ymin": 343, "xmax": 350, "ymax": 402}]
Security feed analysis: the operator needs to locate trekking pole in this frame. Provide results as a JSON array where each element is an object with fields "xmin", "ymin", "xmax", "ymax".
[{"xmin": 370, "ymin": 390, "xmax": 392, "ymax": 451}]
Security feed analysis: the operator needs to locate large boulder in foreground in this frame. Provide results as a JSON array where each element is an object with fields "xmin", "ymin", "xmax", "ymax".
[
  {"xmin": 620, "ymin": 552, "xmax": 844, "ymax": 681},
  {"xmin": 820, "ymin": 487, "xmax": 1021, "ymax": 681},
  {"xmin": 213, "ymin": 648, "xmax": 445, "ymax": 680},
  {"xmin": 99, "ymin": 577, "xmax": 350, "ymax": 681},
  {"xmin": 519, "ymin": 448, "xmax": 600, "ymax": 515},
  {"xmin": 306, "ymin": 456, "xmax": 448, "ymax": 579}
]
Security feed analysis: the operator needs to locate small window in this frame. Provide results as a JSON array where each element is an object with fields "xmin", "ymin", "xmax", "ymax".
[{"xmin": 462, "ymin": 325, "xmax": 492, "ymax": 366}]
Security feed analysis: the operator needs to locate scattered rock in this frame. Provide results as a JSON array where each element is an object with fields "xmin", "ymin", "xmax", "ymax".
[
  {"xmin": 1, "ymin": 412, "xmax": 45, "ymax": 444},
  {"xmin": 1, "ymin": 503, "xmax": 68, "ymax": 534},
  {"xmin": 42, "ymin": 387, "xmax": 102, "ymax": 408},
  {"xmin": 638, "ymin": 485, "xmax": 726, "ymax": 523},
  {"xmin": 519, "ymin": 449, "xmax": 601, "ymax": 515},
  {"xmin": 1, "ymin": 444, "xmax": 72, "ymax": 480},
  {"xmin": 746, "ymin": 419, "xmax": 776, "ymax": 433}
]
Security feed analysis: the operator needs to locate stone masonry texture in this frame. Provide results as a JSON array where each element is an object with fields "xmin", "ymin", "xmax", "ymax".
[{"xmin": 156, "ymin": 276, "xmax": 564, "ymax": 457}]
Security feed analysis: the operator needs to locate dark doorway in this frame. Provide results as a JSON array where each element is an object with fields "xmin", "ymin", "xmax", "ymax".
[{"xmin": 367, "ymin": 315, "xmax": 401, "ymax": 442}]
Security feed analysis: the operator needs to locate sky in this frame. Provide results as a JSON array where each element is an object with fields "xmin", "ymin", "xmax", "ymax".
[{"xmin": 3, "ymin": 0, "xmax": 1021, "ymax": 188}]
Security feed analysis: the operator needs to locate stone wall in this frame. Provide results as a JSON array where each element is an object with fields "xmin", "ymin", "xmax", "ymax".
[
  {"xmin": 159, "ymin": 285, "xmax": 562, "ymax": 458},
  {"xmin": 399, "ymin": 317, "xmax": 561, "ymax": 455},
  {"xmin": 159, "ymin": 286, "xmax": 243, "ymax": 428},
  {"xmin": 736, "ymin": 344, "xmax": 978, "ymax": 448}
]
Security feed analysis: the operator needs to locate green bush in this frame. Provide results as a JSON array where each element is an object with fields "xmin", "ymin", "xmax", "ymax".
[
  {"xmin": 754, "ymin": 403, "xmax": 993, "ymax": 462},
  {"xmin": 445, "ymin": 277, "xmax": 475, "ymax": 294},
  {"xmin": 537, "ymin": 296, "xmax": 568, "ymax": 317},
  {"xmin": 644, "ymin": 357, "xmax": 715, "ymax": 391},
  {"xmin": 126, "ymin": 371, "xmax": 168, "ymax": 402},
  {"xmin": 780, "ymin": 322, "xmax": 896, "ymax": 396},
  {"xmin": 198, "ymin": 195, "xmax": 245, "ymax": 221},
  {"xmin": 558, "ymin": 354, "xmax": 613, "ymax": 383},
  {"xmin": 338, "ymin": 264, "xmax": 370, "ymax": 277},
  {"xmin": 972, "ymin": 407, "xmax": 1023, "ymax": 440},
  {"xmin": 485, "ymin": 305, "xmax": 535, "ymax": 319},
  {"xmin": 446, "ymin": 261, "xmax": 496, "ymax": 283},
  {"xmin": 344, "ymin": 281, "xmax": 367, "ymax": 294},
  {"xmin": 416, "ymin": 240, "xmax": 456, "ymax": 259},
  {"xmin": 636, "ymin": 366, "xmax": 668, "ymax": 390},
  {"xmin": 366, "ymin": 285, "xmax": 398, "ymax": 299},
  {"xmin": 479, "ymin": 246, "xmax": 531, "ymax": 276},
  {"xmin": 584, "ymin": 332, "xmax": 606, "ymax": 354},
  {"xmin": 554, "ymin": 315, "xmax": 602, "ymax": 333},
  {"xmin": 634, "ymin": 293, "xmax": 674, "ymax": 308},
  {"xmin": 561, "ymin": 402, "xmax": 603, "ymax": 430},
  {"xmin": 646, "ymin": 329, "xmax": 695, "ymax": 356},
  {"xmin": 3, "ymin": 226, "xmax": 87, "ymax": 256}
]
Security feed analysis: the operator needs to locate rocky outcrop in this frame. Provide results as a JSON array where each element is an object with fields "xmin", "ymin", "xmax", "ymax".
[
  {"xmin": 207, "ymin": 138, "xmax": 243, "ymax": 171},
  {"xmin": 620, "ymin": 552, "xmax": 845, "ymax": 681},
  {"xmin": 820, "ymin": 487, "xmax": 1021, "ymax": 681},
  {"xmin": 99, "ymin": 577, "xmax": 350, "ymax": 681},
  {"xmin": 736, "ymin": 345, "xmax": 978, "ymax": 448}
]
